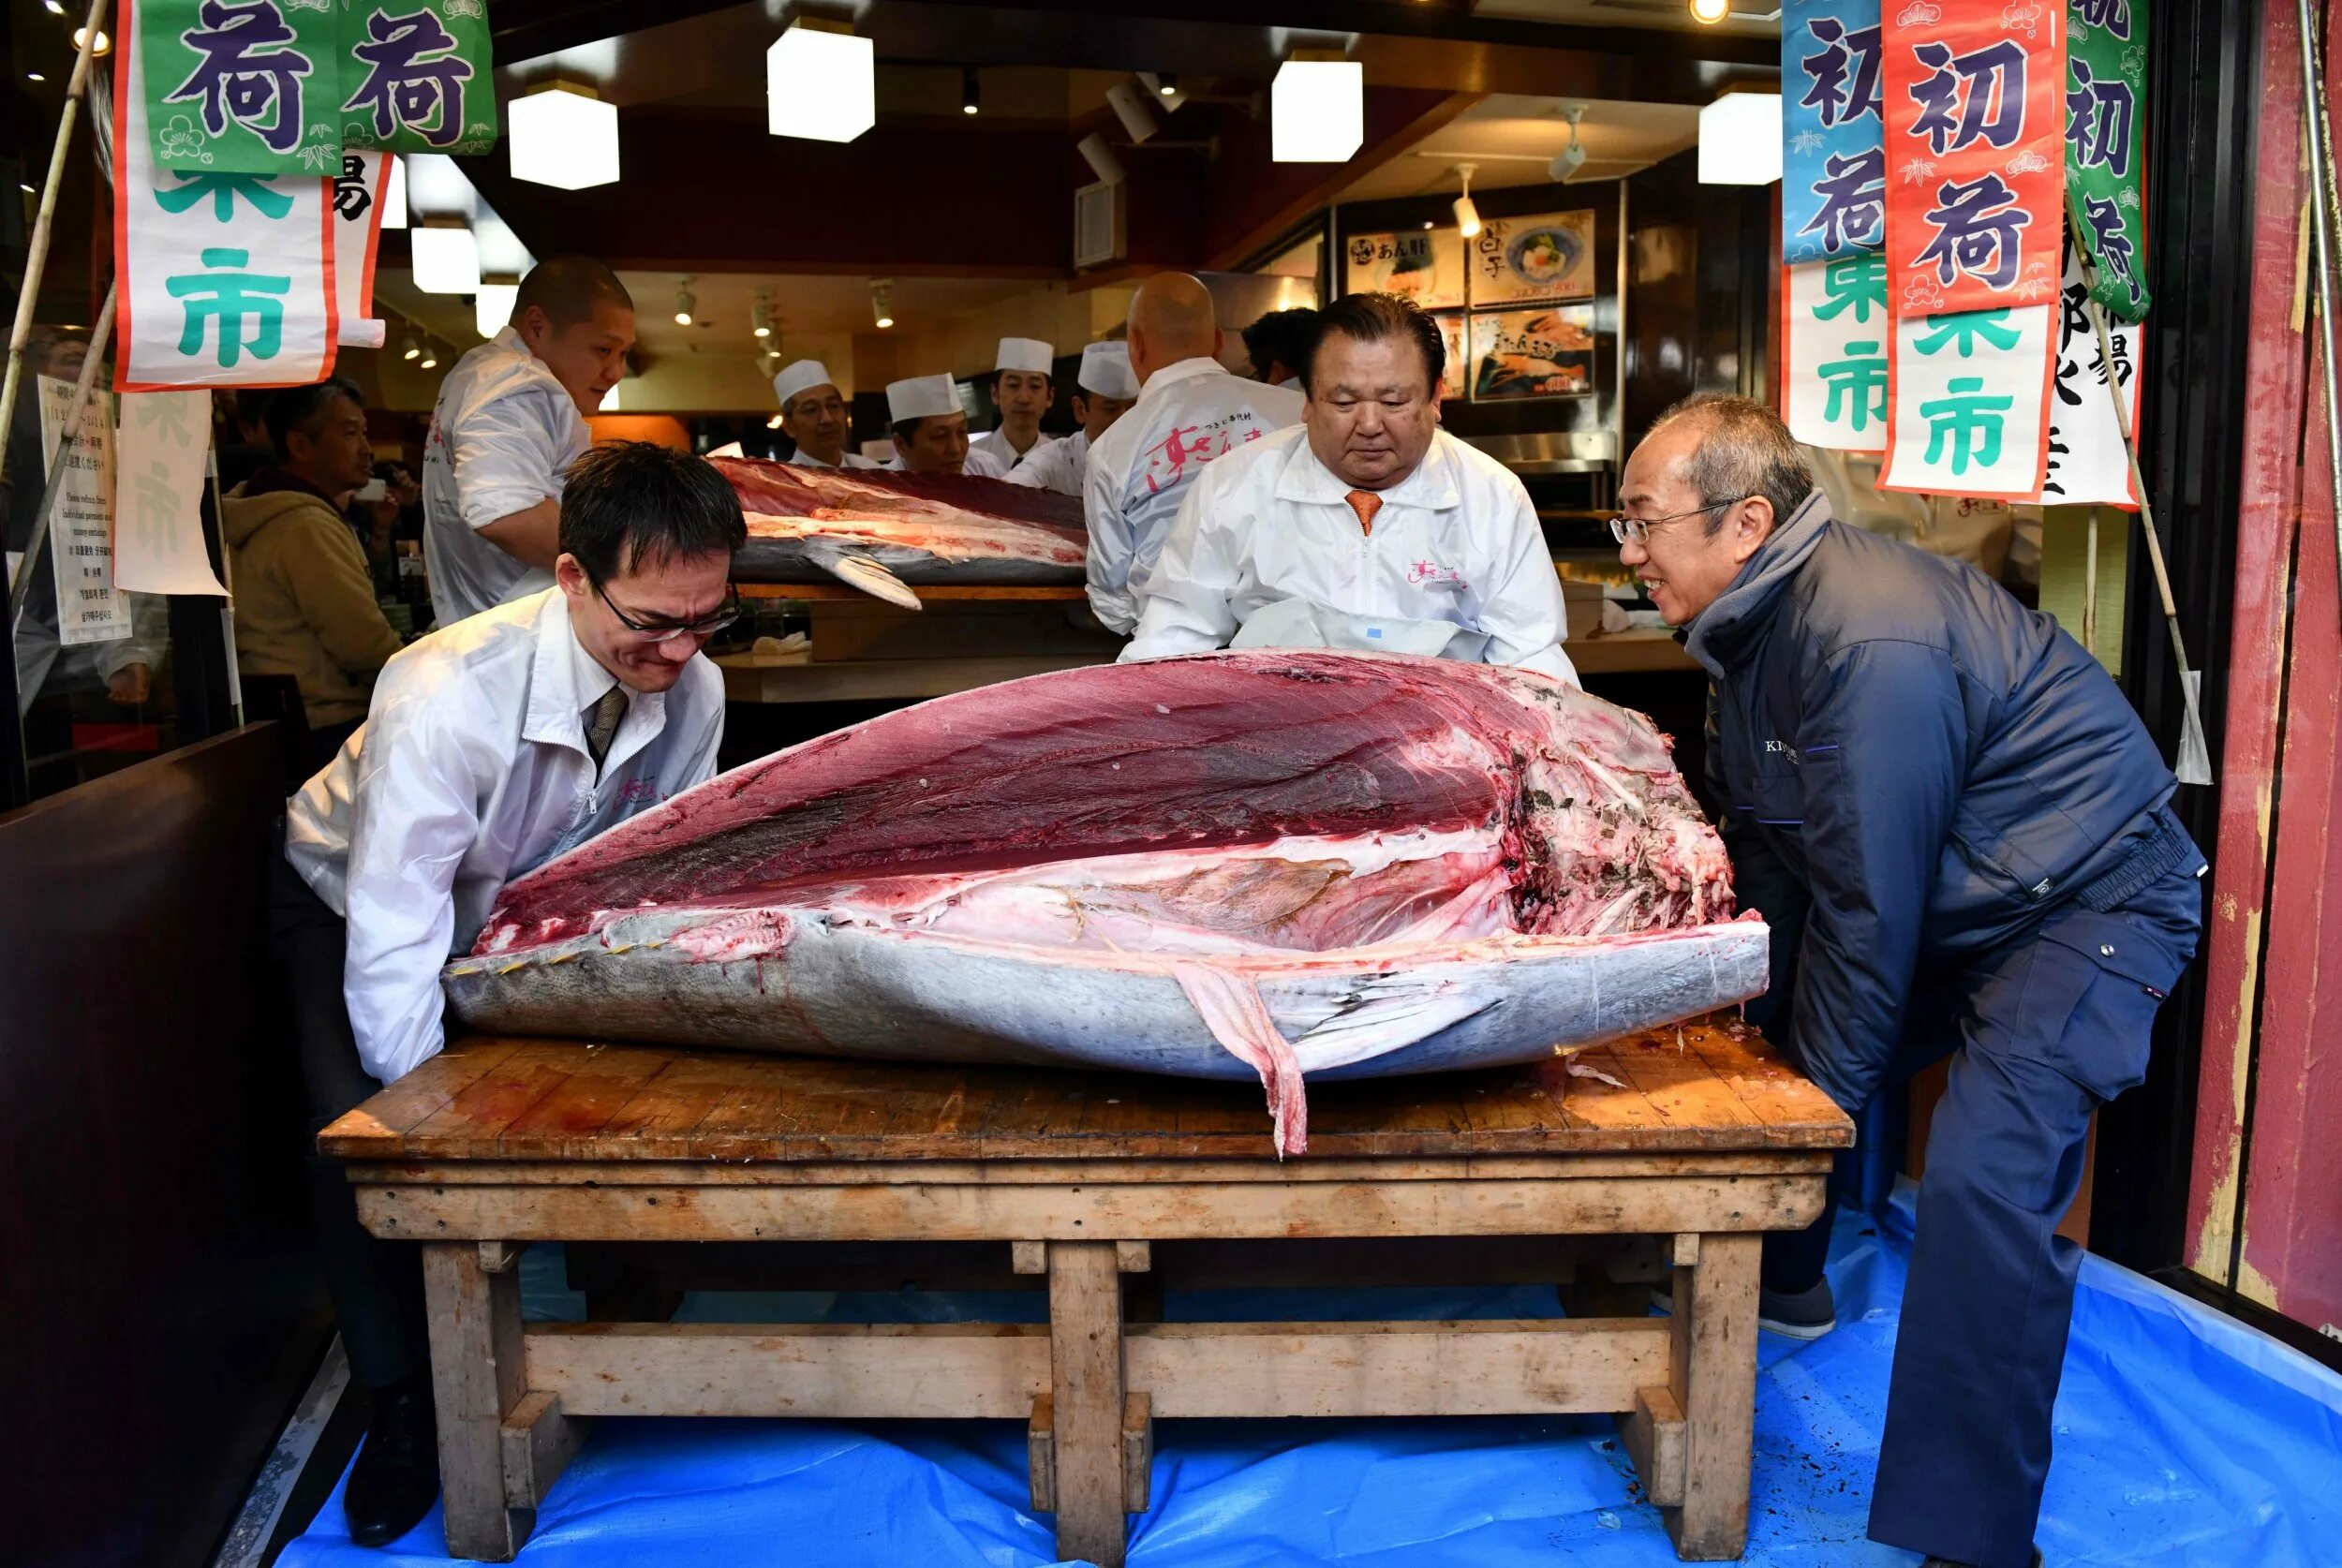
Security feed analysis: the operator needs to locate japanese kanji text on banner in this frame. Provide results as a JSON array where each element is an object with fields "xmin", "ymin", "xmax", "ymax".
[
  {"xmin": 2065, "ymin": 0, "xmax": 2149, "ymax": 319},
  {"xmin": 117, "ymin": 0, "xmax": 341, "ymax": 391},
  {"xmin": 1882, "ymin": 1, "xmax": 2066, "ymax": 317},
  {"xmin": 1784, "ymin": 0, "xmax": 1886, "ymax": 265},
  {"xmin": 1784, "ymin": 251, "xmax": 1891, "ymax": 451},
  {"xmin": 115, "ymin": 392, "xmax": 232, "ymax": 597},
  {"xmin": 1879, "ymin": 303, "xmax": 2057, "ymax": 497}
]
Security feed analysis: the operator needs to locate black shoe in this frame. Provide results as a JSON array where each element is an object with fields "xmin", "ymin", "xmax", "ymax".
[
  {"xmin": 1920, "ymin": 1555, "xmax": 2042, "ymax": 1568},
  {"xmin": 344, "ymin": 1377, "xmax": 441, "ymax": 1547},
  {"xmin": 1649, "ymin": 1276, "xmax": 1839, "ymax": 1339}
]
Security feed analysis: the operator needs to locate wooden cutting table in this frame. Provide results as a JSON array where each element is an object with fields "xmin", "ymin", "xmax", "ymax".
[{"xmin": 323, "ymin": 1019, "xmax": 1849, "ymax": 1565}]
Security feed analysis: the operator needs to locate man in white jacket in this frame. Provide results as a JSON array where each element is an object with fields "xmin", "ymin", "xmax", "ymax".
[
  {"xmin": 1123, "ymin": 291, "xmax": 1577, "ymax": 684},
  {"xmin": 968, "ymin": 335, "xmax": 1060, "ymax": 473},
  {"xmin": 274, "ymin": 441, "xmax": 746, "ymax": 1548},
  {"xmin": 774, "ymin": 359, "xmax": 879, "ymax": 470},
  {"xmin": 422, "ymin": 256, "xmax": 635, "ymax": 625},
  {"xmin": 1005, "ymin": 341, "xmax": 1140, "ymax": 496},
  {"xmin": 1085, "ymin": 273, "xmax": 1303, "ymax": 634}
]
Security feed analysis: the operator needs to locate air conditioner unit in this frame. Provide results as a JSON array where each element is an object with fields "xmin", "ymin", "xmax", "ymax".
[{"xmin": 1075, "ymin": 180, "xmax": 1126, "ymax": 269}]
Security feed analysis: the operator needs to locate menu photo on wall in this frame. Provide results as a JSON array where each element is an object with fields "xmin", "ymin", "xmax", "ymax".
[
  {"xmin": 1469, "ymin": 306, "xmax": 1596, "ymax": 402},
  {"xmin": 1342, "ymin": 228, "xmax": 1467, "ymax": 309},
  {"xmin": 1468, "ymin": 210, "xmax": 1596, "ymax": 306},
  {"xmin": 1433, "ymin": 312, "xmax": 1468, "ymax": 402}
]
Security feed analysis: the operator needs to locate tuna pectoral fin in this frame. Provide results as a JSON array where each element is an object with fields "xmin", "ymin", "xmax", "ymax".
[
  {"xmin": 802, "ymin": 540, "xmax": 924, "ymax": 610},
  {"xmin": 1290, "ymin": 974, "xmax": 1496, "ymax": 1073},
  {"xmin": 1172, "ymin": 963, "xmax": 1308, "ymax": 1158}
]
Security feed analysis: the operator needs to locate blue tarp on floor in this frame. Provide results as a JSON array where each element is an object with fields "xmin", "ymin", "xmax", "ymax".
[{"xmin": 281, "ymin": 1184, "xmax": 2342, "ymax": 1567}]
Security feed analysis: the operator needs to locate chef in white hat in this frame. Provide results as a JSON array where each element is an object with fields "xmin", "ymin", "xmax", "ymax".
[
  {"xmin": 1005, "ymin": 341, "xmax": 1140, "ymax": 497},
  {"xmin": 882, "ymin": 373, "xmax": 1009, "ymax": 477},
  {"xmin": 773, "ymin": 360, "xmax": 877, "ymax": 470},
  {"xmin": 968, "ymin": 335, "xmax": 1060, "ymax": 474}
]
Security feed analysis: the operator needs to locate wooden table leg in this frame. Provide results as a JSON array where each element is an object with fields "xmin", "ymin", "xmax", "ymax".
[
  {"xmin": 423, "ymin": 1241, "xmax": 531, "ymax": 1561},
  {"xmin": 1664, "ymin": 1231, "xmax": 1760, "ymax": 1560},
  {"xmin": 1046, "ymin": 1241, "xmax": 1129, "ymax": 1568}
]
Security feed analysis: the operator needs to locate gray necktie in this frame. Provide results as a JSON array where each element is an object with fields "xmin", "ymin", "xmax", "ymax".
[{"xmin": 583, "ymin": 685, "xmax": 627, "ymax": 771}]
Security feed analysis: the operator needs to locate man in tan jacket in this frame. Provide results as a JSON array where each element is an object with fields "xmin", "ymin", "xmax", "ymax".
[{"xmin": 225, "ymin": 378, "xmax": 407, "ymax": 770}]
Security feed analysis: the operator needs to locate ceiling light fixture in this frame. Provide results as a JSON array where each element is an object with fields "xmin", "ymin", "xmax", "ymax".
[
  {"xmin": 674, "ymin": 276, "xmax": 696, "ymax": 327},
  {"xmin": 26, "ymin": 72, "xmax": 45, "ymax": 83},
  {"xmin": 1698, "ymin": 91, "xmax": 1783, "ymax": 184},
  {"xmin": 767, "ymin": 18, "xmax": 875, "ymax": 143},
  {"xmin": 475, "ymin": 278, "xmax": 519, "ymax": 338},
  {"xmin": 400, "ymin": 329, "xmax": 421, "ymax": 362},
  {"xmin": 1076, "ymin": 133, "xmax": 1127, "ymax": 185},
  {"xmin": 418, "ymin": 340, "xmax": 439, "ymax": 371},
  {"xmin": 751, "ymin": 292, "xmax": 773, "ymax": 339},
  {"xmin": 870, "ymin": 278, "xmax": 894, "ymax": 330},
  {"xmin": 1156, "ymin": 72, "xmax": 1178, "ymax": 98},
  {"xmin": 1688, "ymin": 0, "xmax": 1731, "ymax": 23},
  {"xmin": 509, "ymin": 82, "xmax": 619, "ymax": 189},
  {"xmin": 1549, "ymin": 106, "xmax": 1588, "ymax": 182},
  {"xmin": 1106, "ymin": 82, "xmax": 1160, "ymax": 144},
  {"xmin": 1136, "ymin": 71, "xmax": 1188, "ymax": 111},
  {"xmin": 72, "ymin": 27, "xmax": 110, "ymax": 54},
  {"xmin": 380, "ymin": 155, "xmax": 407, "ymax": 229},
  {"xmin": 962, "ymin": 67, "xmax": 981, "ymax": 116},
  {"xmin": 43, "ymin": 0, "xmax": 63, "ymax": 13},
  {"xmin": 766, "ymin": 413, "xmax": 787, "ymax": 430},
  {"xmin": 1451, "ymin": 163, "xmax": 1481, "ymax": 240},
  {"xmin": 1271, "ymin": 53, "xmax": 1362, "ymax": 164},
  {"xmin": 410, "ymin": 222, "xmax": 482, "ymax": 293}
]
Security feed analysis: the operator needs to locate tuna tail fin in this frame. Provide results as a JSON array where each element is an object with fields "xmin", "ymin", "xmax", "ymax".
[
  {"xmin": 1172, "ymin": 963, "xmax": 1308, "ymax": 1158},
  {"xmin": 801, "ymin": 540, "xmax": 925, "ymax": 610}
]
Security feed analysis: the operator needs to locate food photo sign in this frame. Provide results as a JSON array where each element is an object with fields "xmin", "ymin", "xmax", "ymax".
[
  {"xmin": 1468, "ymin": 211, "xmax": 1596, "ymax": 306},
  {"xmin": 1343, "ymin": 229, "xmax": 1467, "ymax": 310},
  {"xmin": 1468, "ymin": 306, "xmax": 1597, "ymax": 402}
]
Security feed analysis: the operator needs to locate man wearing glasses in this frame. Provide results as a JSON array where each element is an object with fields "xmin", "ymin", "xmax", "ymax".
[
  {"xmin": 273, "ymin": 440, "xmax": 746, "ymax": 1547},
  {"xmin": 1616, "ymin": 395, "xmax": 2201, "ymax": 1568}
]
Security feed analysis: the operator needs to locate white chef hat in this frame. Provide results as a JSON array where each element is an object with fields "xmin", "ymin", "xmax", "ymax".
[
  {"xmin": 994, "ymin": 336, "xmax": 1056, "ymax": 376},
  {"xmin": 772, "ymin": 359, "xmax": 837, "ymax": 409},
  {"xmin": 1076, "ymin": 341, "xmax": 1140, "ymax": 401},
  {"xmin": 885, "ymin": 373, "xmax": 963, "ymax": 423}
]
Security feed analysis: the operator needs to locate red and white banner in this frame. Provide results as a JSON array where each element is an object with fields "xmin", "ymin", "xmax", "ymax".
[
  {"xmin": 114, "ymin": 0, "xmax": 339, "ymax": 392},
  {"xmin": 2024, "ymin": 239, "xmax": 2144, "ymax": 508},
  {"xmin": 1881, "ymin": 0, "xmax": 2066, "ymax": 318},
  {"xmin": 333, "ymin": 151, "xmax": 391, "ymax": 350},
  {"xmin": 1877, "ymin": 301, "xmax": 2057, "ymax": 497}
]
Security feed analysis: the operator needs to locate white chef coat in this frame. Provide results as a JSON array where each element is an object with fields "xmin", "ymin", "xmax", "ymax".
[
  {"xmin": 884, "ymin": 445, "xmax": 1010, "ymax": 478},
  {"xmin": 970, "ymin": 425, "xmax": 1054, "ymax": 474},
  {"xmin": 786, "ymin": 446, "xmax": 880, "ymax": 471},
  {"xmin": 422, "ymin": 326, "xmax": 590, "ymax": 627},
  {"xmin": 1003, "ymin": 428, "xmax": 1089, "ymax": 496},
  {"xmin": 1084, "ymin": 357, "xmax": 1304, "ymax": 635},
  {"xmin": 1122, "ymin": 425, "xmax": 1578, "ymax": 685},
  {"xmin": 284, "ymin": 587, "xmax": 726, "ymax": 1085}
]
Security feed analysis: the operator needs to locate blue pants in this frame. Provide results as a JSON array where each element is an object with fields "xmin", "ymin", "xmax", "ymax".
[{"xmin": 1865, "ymin": 867, "xmax": 2201, "ymax": 1567}]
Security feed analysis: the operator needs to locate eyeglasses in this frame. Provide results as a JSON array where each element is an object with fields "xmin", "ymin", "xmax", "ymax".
[
  {"xmin": 1607, "ymin": 496, "xmax": 1749, "ymax": 546},
  {"xmin": 595, "ymin": 581, "xmax": 741, "ymax": 643}
]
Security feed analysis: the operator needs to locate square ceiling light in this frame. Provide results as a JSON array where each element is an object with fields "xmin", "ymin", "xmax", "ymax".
[
  {"xmin": 1272, "ymin": 58, "xmax": 1362, "ymax": 163},
  {"xmin": 509, "ymin": 84, "xmax": 619, "ymax": 189},
  {"xmin": 411, "ymin": 224, "xmax": 482, "ymax": 294},
  {"xmin": 767, "ymin": 22, "xmax": 874, "ymax": 142},
  {"xmin": 475, "ymin": 279, "xmax": 519, "ymax": 338},
  {"xmin": 1698, "ymin": 93, "xmax": 1782, "ymax": 185}
]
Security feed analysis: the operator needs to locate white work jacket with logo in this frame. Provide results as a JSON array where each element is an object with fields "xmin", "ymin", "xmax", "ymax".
[
  {"xmin": 1084, "ymin": 358, "xmax": 1304, "ymax": 635},
  {"xmin": 786, "ymin": 446, "xmax": 880, "ymax": 470},
  {"xmin": 422, "ymin": 326, "xmax": 590, "ymax": 627},
  {"xmin": 970, "ymin": 425, "xmax": 1054, "ymax": 475},
  {"xmin": 1003, "ymin": 428, "xmax": 1090, "ymax": 496},
  {"xmin": 284, "ymin": 588, "xmax": 726, "ymax": 1085},
  {"xmin": 1121, "ymin": 426, "xmax": 1578, "ymax": 684}
]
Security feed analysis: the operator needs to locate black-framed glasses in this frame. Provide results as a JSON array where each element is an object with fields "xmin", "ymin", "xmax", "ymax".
[
  {"xmin": 1607, "ymin": 496, "xmax": 1750, "ymax": 546},
  {"xmin": 594, "ymin": 581, "xmax": 741, "ymax": 643}
]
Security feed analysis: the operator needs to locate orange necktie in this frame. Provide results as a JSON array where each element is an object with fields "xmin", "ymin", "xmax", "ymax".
[{"xmin": 1344, "ymin": 489, "xmax": 1383, "ymax": 538}]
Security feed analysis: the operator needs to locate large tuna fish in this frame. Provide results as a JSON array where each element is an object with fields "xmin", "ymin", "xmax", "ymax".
[
  {"xmin": 446, "ymin": 652, "xmax": 1766, "ymax": 1154},
  {"xmin": 713, "ymin": 455, "xmax": 1085, "ymax": 608}
]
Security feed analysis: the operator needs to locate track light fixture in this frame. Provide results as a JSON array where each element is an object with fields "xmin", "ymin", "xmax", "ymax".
[
  {"xmin": 674, "ymin": 276, "xmax": 696, "ymax": 327},
  {"xmin": 870, "ymin": 278, "xmax": 894, "ymax": 330},
  {"xmin": 962, "ymin": 67, "xmax": 980, "ymax": 115},
  {"xmin": 1452, "ymin": 164, "xmax": 1482, "ymax": 240}
]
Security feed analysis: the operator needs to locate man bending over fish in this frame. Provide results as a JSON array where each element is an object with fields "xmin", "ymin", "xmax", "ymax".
[
  {"xmin": 1617, "ymin": 394, "xmax": 2201, "ymax": 1568},
  {"xmin": 271, "ymin": 442, "xmax": 747, "ymax": 1547},
  {"xmin": 1120, "ymin": 290, "xmax": 1577, "ymax": 685}
]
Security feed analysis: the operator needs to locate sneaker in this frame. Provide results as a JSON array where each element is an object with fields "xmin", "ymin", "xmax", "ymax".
[{"xmin": 1648, "ymin": 1276, "xmax": 1838, "ymax": 1339}]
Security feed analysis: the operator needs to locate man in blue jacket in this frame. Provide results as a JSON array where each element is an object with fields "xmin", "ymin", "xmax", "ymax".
[{"xmin": 1616, "ymin": 395, "xmax": 2202, "ymax": 1568}]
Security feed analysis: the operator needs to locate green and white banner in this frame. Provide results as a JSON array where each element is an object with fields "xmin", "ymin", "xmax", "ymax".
[
  {"xmin": 2065, "ymin": 0, "xmax": 2149, "ymax": 319},
  {"xmin": 139, "ymin": 0, "xmax": 493, "ymax": 177}
]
